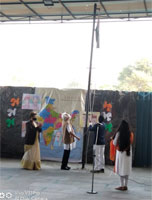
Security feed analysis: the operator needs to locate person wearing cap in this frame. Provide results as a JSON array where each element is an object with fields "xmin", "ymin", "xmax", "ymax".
[
  {"xmin": 61, "ymin": 112, "xmax": 80, "ymax": 170},
  {"xmin": 21, "ymin": 111, "xmax": 42, "ymax": 170}
]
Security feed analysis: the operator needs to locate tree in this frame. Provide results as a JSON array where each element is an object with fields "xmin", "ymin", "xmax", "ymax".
[{"xmin": 115, "ymin": 59, "xmax": 152, "ymax": 92}]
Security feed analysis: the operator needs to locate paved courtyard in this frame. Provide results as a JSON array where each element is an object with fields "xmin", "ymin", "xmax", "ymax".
[{"xmin": 0, "ymin": 158, "xmax": 151, "ymax": 200}]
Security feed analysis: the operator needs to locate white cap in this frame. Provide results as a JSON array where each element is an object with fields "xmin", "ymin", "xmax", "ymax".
[{"xmin": 61, "ymin": 112, "xmax": 71, "ymax": 121}]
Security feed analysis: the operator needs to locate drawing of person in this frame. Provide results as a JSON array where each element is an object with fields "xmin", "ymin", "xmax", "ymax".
[
  {"xmin": 32, "ymin": 96, "xmax": 40, "ymax": 110},
  {"xmin": 22, "ymin": 96, "xmax": 30, "ymax": 109}
]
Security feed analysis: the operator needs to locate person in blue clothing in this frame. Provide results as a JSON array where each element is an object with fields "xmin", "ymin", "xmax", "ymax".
[{"xmin": 89, "ymin": 115, "xmax": 106, "ymax": 173}]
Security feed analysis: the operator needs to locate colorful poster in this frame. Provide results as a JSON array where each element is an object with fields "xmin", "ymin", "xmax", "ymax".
[
  {"xmin": 22, "ymin": 94, "xmax": 41, "ymax": 111},
  {"xmin": 35, "ymin": 88, "xmax": 86, "ymax": 161},
  {"xmin": 37, "ymin": 96, "xmax": 79, "ymax": 147},
  {"xmin": 80, "ymin": 112, "xmax": 100, "ymax": 127}
]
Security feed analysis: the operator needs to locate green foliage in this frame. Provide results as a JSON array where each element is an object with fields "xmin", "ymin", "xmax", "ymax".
[{"xmin": 116, "ymin": 59, "xmax": 152, "ymax": 92}]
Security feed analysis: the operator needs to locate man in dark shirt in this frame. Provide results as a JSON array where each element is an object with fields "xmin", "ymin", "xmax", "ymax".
[{"xmin": 89, "ymin": 115, "xmax": 105, "ymax": 173}]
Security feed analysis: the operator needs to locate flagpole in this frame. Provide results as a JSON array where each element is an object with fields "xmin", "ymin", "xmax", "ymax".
[{"xmin": 82, "ymin": 3, "xmax": 97, "ymax": 169}]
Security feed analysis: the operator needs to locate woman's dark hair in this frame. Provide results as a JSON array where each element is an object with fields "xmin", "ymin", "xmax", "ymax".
[
  {"xmin": 118, "ymin": 120, "xmax": 131, "ymax": 156},
  {"xmin": 29, "ymin": 111, "xmax": 37, "ymax": 119}
]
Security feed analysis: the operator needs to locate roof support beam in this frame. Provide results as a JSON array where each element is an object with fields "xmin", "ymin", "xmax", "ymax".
[
  {"xmin": 1, "ymin": 10, "xmax": 152, "ymax": 18},
  {"xmin": 0, "ymin": 0, "xmax": 134, "ymax": 6},
  {"xmin": 0, "ymin": 0, "xmax": 152, "ymax": 22},
  {"xmin": 0, "ymin": 11, "xmax": 12, "ymax": 21},
  {"xmin": 99, "ymin": 0, "xmax": 110, "ymax": 18},
  {"xmin": 19, "ymin": 0, "xmax": 44, "ymax": 20},
  {"xmin": 143, "ymin": 0, "xmax": 149, "ymax": 17},
  {"xmin": 58, "ymin": 0, "xmax": 76, "ymax": 19}
]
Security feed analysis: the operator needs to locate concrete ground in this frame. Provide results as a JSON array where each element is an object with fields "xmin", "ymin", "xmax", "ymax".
[{"xmin": 0, "ymin": 158, "xmax": 151, "ymax": 200}]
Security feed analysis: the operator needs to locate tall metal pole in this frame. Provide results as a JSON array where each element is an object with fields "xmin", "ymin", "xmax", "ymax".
[{"xmin": 82, "ymin": 3, "xmax": 97, "ymax": 169}]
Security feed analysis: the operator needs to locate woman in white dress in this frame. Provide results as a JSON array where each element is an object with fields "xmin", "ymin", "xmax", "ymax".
[{"xmin": 113, "ymin": 120, "xmax": 134, "ymax": 191}]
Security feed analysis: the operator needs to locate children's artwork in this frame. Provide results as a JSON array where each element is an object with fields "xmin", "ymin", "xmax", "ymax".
[
  {"xmin": 10, "ymin": 97, "xmax": 20, "ymax": 107},
  {"xmin": 80, "ymin": 112, "xmax": 100, "ymax": 127},
  {"xmin": 102, "ymin": 101, "xmax": 113, "ymax": 133},
  {"xmin": 21, "ymin": 121, "xmax": 27, "ymax": 137},
  {"xmin": 22, "ymin": 94, "xmax": 41, "ymax": 111},
  {"xmin": 103, "ymin": 101, "xmax": 112, "ymax": 112},
  {"xmin": 7, "ymin": 108, "xmax": 17, "ymax": 117},
  {"xmin": 50, "ymin": 129, "xmax": 63, "ymax": 149},
  {"xmin": 105, "ymin": 123, "xmax": 113, "ymax": 132},
  {"xmin": 6, "ymin": 118, "xmax": 15, "ymax": 128},
  {"xmin": 102, "ymin": 112, "xmax": 112, "ymax": 122}
]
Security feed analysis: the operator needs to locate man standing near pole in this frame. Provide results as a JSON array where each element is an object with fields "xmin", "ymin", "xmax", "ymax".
[
  {"xmin": 61, "ymin": 112, "xmax": 80, "ymax": 170},
  {"xmin": 89, "ymin": 115, "xmax": 106, "ymax": 173}
]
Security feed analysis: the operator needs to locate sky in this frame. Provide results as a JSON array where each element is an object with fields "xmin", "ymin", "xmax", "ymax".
[{"xmin": 0, "ymin": 19, "xmax": 152, "ymax": 90}]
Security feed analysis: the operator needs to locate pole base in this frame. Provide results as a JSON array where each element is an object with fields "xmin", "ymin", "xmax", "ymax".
[{"xmin": 87, "ymin": 191, "xmax": 97, "ymax": 194}]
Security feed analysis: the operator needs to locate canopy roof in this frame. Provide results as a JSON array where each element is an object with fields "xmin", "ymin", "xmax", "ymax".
[{"xmin": 0, "ymin": 0, "xmax": 152, "ymax": 22}]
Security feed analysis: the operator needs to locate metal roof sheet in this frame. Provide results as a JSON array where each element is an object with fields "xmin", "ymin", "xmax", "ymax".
[{"xmin": 0, "ymin": 0, "xmax": 152, "ymax": 22}]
